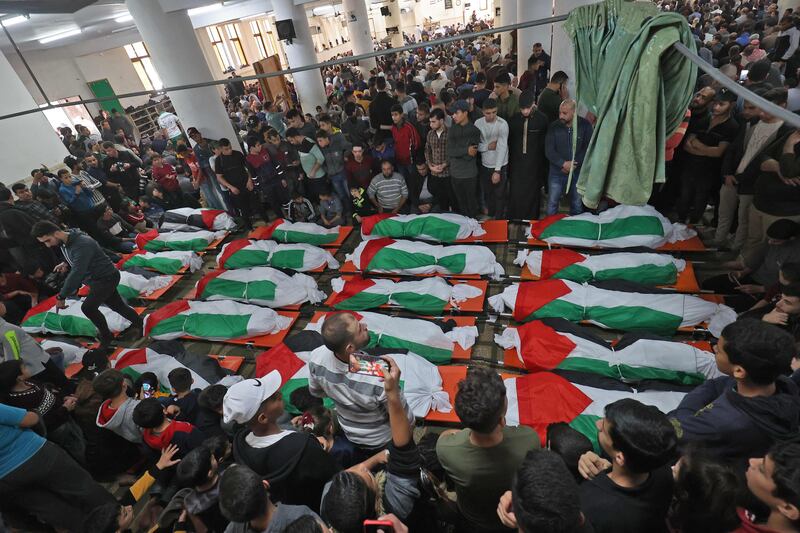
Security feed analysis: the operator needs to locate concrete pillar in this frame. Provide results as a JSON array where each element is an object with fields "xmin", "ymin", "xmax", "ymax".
[
  {"xmin": 551, "ymin": 0, "xmax": 596, "ymax": 98},
  {"xmin": 343, "ymin": 0, "xmax": 377, "ymax": 71},
  {"xmin": 498, "ymin": 0, "xmax": 517, "ymax": 59},
  {"xmin": 126, "ymin": 0, "xmax": 240, "ymax": 147},
  {"xmin": 0, "ymin": 51, "xmax": 70, "ymax": 183},
  {"xmin": 272, "ymin": 0, "xmax": 329, "ymax": 112},
  {"xmin": 383, "ymin": 0, "xmax": 405, "ymax": 48},
  {"xmin": 517, "ymin": 0, "xmax": 553, "ymax": 78}
]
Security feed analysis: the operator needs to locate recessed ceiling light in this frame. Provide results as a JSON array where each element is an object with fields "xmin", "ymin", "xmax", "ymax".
[
  {"xmin": 115, "ymin": 14, "xmax": 133, "ymax": 23},
  {"xmin": 39, "ymin": 28, "xmax": 82, "ymax": 44},
  {"xmin": 2, "ymin": 15, "xmax": 28, "ymax": 26}
]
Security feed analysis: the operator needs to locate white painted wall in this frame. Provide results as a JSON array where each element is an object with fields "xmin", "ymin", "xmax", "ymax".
[{"xmin": 73, "ymin": 48, "xmax": 150, "ymax": 109}]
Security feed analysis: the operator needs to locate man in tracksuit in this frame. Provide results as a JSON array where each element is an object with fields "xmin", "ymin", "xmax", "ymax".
[{"xmin": 31, "ymin": 221, "xmax": 143, "ymax": 348}]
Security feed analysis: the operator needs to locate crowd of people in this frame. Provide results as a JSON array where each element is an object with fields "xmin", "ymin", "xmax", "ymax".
[{"xmin": 2, "ymin": 0, "xmax": 800, "ymax": 532}]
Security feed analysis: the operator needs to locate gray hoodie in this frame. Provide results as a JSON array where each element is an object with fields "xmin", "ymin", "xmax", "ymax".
[
  {"xmin": 0, "ymin": 318, "xmax": 50, "ymax": 374},
  {"xmin": 319, "ymin": 131, "xmax": 352, "ymax": 177},
  {"xmin": 95, "ymin": 397, "xmax": 142, "ymax": 443}
]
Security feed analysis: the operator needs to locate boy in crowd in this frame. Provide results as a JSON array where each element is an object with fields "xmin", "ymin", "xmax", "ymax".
[
  {"xmin": 132, "ymin": 397, "xmax": 206, "ymax": 459},
  {"xmin": 163, "ymin": 367, "xmax": 200, "ymax": 425},
  {"xmin": 350, "ymin": 184, "xmax": 376, "ymax": 224},
  {"xmin": 670, "ymin": 319, "xmax": 800, "ymax": 463},
  {"xmin": 318, "ymin": 187, "xmax": 344, "ymax": 228},
  {"xmin": 436, "ymin": 366, "xmax": 539, "ymax": 532},
  {"xmin": 176, "ymin": 444, "xmax": 229, "ymax": 532},
  {"xmin": 737, "ymin": 442, "xmax": 800, "ymax": 532},
  {"xmin": 286, "ymin": 191, "xmax": 317, "ymax": 223},
  {"xmin": 578, "ymin": 399, "xmax": 677, "ymax": 533},
  {"xmin": 92, "ymin": 368, "xmax": 142, "ymax": 444}
]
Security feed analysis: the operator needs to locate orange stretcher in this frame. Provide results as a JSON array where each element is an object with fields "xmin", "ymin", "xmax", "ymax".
[
  {"xmin": 456, "ymin": 220, "xmax": 508, "ymax": 243},
  {"xmin": 525, "ymin": 234, "xmax": 707, "ymax": 252},
  {"xmin": 248, "ymin": 225, "xmax": 353, "ymax": 248},
  {"xmin": 520, "ymin": 261, "xmax": 702, "ymax": 294},
  {"xmin": 180, "ymin": 310, "xmax": 299, "ymax": 348},
  {"xmin": 424, "ymin": 365, "xmax": 519, "ymax": 423},
  {"xmin": 307, "ymin": 312, "xmax": 477, "ymax": 361},
  {"xmin": 79, "ymin": 275, "xmax": 183, "ymax": 301},
  {"xmin": 324, "ymin": 277, "xmax": 488, "ymax": 313}
]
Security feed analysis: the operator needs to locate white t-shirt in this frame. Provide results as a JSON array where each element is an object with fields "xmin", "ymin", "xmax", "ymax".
[
  {"xmin": 158, "ymin": 112, "xmax": 181, "ymax": 139},
  {"xmin": 245, "ymin": 429, "xmax": 293, "ymax": 448}
]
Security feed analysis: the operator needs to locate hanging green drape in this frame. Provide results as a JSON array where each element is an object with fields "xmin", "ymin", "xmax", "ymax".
[{"xmin": 564, "ymin": 0, "xmax": 697, "ymax": 208}]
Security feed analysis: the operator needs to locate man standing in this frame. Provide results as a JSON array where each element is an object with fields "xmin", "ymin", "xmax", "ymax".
[
  {"xmin": 544, "ymin": 99, "xmax": 592, "ymax": 215},
  {"xmin": 316, "ymin": 128, "xmax": 351, "ymax": 210},
  {"xmin": 368, "ymin": 77, "xmax": 397, "ymax": 133},
  {"xmin": 426, "ymin": 108, "xmax": 451, "ymax": 212},
  {"xmin": 10, "ymin": 183, "xmax": 59, "ymax": 224},
  {"xmin": 390, "ymin": 104, "xmax": 422, "ymax": 180},
  {"xmin": 537, "ymin": 71, "xmax": 569, "ymax": 124},
  {"xmin": 493, "ymin": 72, "xmax": 520, "ymax": 122},
  {"xmin": 507, "ymin": 91, "xmax": 550, "ymax": 219},
  {"xmin": 676, "ymin": 88, "xmax": 739, "ymax": 224},
  {"xmin": 368, "ymin": 159, "xmax": 408, "ymax": 214},
  {"xmin": 345, "ymin": 143, "xmax": 377, "ymax": 190},
  {"xmin": 31, "ymin": 221, "xmax": 143, "ymax": 348},
  {"xmin": 188, "ymin": 127, "xmax": 228, "ymax": 211},
  {"xmin": 214, "ymin": 137, "xmax": 257, "ymax": 229},
  {"xmin": 0, "ymin": 189, "xmax": 49, "ymax": 273},
  {"xmin": 475, "ymin": 99, "xmax": 509, "ymax": 219},
  {"xmin": 526, "ymin": 43, "xmax": 551, "ymax": 98},
  {"xmin": 447, "ymin": 100, "xmax": 482, "ymax": 218},
  {"xmin": 286, "ymin": 128, "xmax": 327, "ymax": 204}
]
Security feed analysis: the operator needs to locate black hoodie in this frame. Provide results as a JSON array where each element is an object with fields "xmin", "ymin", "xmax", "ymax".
[
  {"xmin": 670, "ymin": 376, "xmax": 800, "ymax": 465},
  {"xmin": 233, "ymin": 429, "xmax": 339, "ymax": 513}
]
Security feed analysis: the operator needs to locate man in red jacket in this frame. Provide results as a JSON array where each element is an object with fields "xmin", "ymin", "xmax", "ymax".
[
  {"xmin": 344, "ymin": 143, "xmax": 377, "ymax": 189},
  {"xmin": 390, "ymin": 104, "xmax": 421, "ymax": 181}
]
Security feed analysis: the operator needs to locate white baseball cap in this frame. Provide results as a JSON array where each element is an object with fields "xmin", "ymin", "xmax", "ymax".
[{"xmin": 222, "ymin": 370, "xmax": 282, "ymax": 424}]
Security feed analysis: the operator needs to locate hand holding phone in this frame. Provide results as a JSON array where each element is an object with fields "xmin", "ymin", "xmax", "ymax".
[{"xmin": 349, "ymin": 353, "xmax": 389, "ymax": 377}]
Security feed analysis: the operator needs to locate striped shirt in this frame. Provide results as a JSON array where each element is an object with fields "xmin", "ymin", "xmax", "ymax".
[
  {"xmin": 307, "ymin": 347, "xmax": 413, "ymax": 447},
  {"xmin": 367, "ymin": 172, "xmax": 408, "ymax": 210}
]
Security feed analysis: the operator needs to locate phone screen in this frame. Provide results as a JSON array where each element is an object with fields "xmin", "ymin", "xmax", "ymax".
[{"xmin": 349, "ymin": 354, "xmax": 389, "ymax": 377}]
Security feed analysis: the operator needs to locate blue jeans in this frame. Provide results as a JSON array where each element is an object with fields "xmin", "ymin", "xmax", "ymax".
[
  {"xmin": 201, "ymin": 167, "xmax": 230, "ymax": 211},
  {"xmin": 329, "ymin": 173, "xmax": 350, "ymax": 210},
  {"xmin": 547, "ymin": 172, "xmax": 584, "ymax": 216}
]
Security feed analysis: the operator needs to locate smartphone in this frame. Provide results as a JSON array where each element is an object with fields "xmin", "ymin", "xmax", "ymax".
[
  {"xmin": 349, "ymin": 354, "xmax": 389, "ymax": 377},
  {"xmin": 141, "ymin": 382, "xmax": 154, "ymax": 398},
  {"xmin": 363, "ymin": 520, "xmax": 394, "ymax": 533}
]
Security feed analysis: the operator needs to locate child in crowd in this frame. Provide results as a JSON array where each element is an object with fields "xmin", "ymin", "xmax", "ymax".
[
  {"xmin": 118, "ymin": 199, "xmax": 151, "ymax": 231},
  {"xmin": 176, "ymin": 442, "xmax": 229, "ymax": 532},
  {"xmin": 139, "ymin": 195, "xmax": 165, "ymax": 226},
  {"xmin": 317, "ymin": 187, "xmax": 344, "ymax": 228},
  {"xmin": 92, "ymin": 368, "xmax": 142, "ymax": 444},
  {"xmin": 163, "ymin": 367, "xmax": 200, "ymax": 425},
  {"xmin": 296, "ymin": 405, "xmax": 357, "ymax": 469},
  {"xmin": 132, "ymin": 397, "xmax": 206, "ymax": 459},
  {"xmin": 349, "ymin": 185, "xmax": 376, "ymax": 224},
  {"xmin": 286, "ymin": 191, "xmax": 317, "ymax": 223}
]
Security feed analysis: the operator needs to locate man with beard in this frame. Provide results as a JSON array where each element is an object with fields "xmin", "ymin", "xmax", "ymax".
[
  {"xmin": 507, "ymin": 91, "xmax": 550, "ymax": 219},
  {"xmin": 544, "ymin": 99, "xmax": 592, "ymax": 215}
]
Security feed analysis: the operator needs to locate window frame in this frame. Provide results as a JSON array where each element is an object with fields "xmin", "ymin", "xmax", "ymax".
[
  {"xmin": 123, "ymin": 41, "xmax": 163, "ymax": 91},
  {"xmin": 224, "ymin": 23, "xmax": 248, "ymax": 67}
]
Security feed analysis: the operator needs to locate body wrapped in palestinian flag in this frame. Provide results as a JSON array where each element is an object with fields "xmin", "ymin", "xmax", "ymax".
[
  {"xmin": 496, "ymin": 318, "xmax": 723, "ymax": 385},
  {"xmin": 115, "ymin": 271, "xmax": 173, "ymax": 300},
  {"xmin": 347, "ymin": 238, "xmax": 504, "ymax": 279},
  {"xmin": 330, "ymin": 276, "xmax": 482, "ymax": 314},
  {"xmin": 120, "ymin": 251, "xmax": 203, "ymax": 274},
  {"xmin": 217, "ymin": 239, "xmax": 340, "ymax": 271},
  {"xmin": 516, "ymin": 249, "xmax": 686, "ymax": 286},
  {"xmin": 40, "ymin": 340, "xmax": 87, "ymax": 366},
  {"xmin": 255, "ymin": 331, "xmax": 451, "ymax": 417},
  {"xmin": 195, "ymin": 267, "xmax": 325, "ymax": 308},
  {"xmin": 488, "ymin": 280, "xmax": 736, "ymax": 335},
  {"xmin": 305, "ymin": 311, "xmax": 478, "ymax": 364},
  {"xmin": 528, "ymin": 204, "xmax": 696, "ymax": 249},
  {"xmin": 22, "ymin": 296, "xmax": 132, "ymax": 337},
  {"xmin": 136, "ymin": 228, "xmax": 225, "ymax": 252},
  {"xmin": 111, "ymin": 347, "xmax": 211, "ymax": 390},
  {"xmin": 504, "ymin": 371, "xmax": 686, "ymax": 446},
  {"xmin": 360, "ymin": 213, "xmax": 486, "ymax": 242},
  {"xmin": 145, "ymin": 299, "xmax": 293, "ymax": 341},
  {"xmin": 249, "ymin": 218, "xmax": 340, "ymax": 245},
  {"xmin": 163, "ymin": 208, "xmax": 236, "ymax": 231}
]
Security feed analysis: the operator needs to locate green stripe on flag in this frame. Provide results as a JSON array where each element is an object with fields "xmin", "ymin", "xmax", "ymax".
[
  {"xmin": 373, "ymin": 217, "xmax": 460, "ymax": 242},
  {"xmin": 554, "ymin": 263, "xmax": 678, "ymax": 285},
  {"xmin": 126, "ymin": 256, "xmax": 183, "ymax": 274},
  {"xmin": 552, "ymin": 264, "xmax": 595, "ymax": 283},
  {"xmin": 391, "ymin": 291, "xmax": 448, "ymax": 314},
  {"xmin": 150, "ymin": 312, "xmax": 254, "ymax": 339},
  {"xmin": 367, "ymin": 332, "xmax": 451, "ymax": 364},
  {"xmin": 367, "ymin": 247, "xmax": 438, "ymax": 271},
  {"xmin": 569, "ymin": 414, "xmax": 602, "ymax": 452},
  {"xmin": 144, "ymin": 238, "xmax": 208, "ymax": 252},
  {"xmin": 270, "ymin": 250, "xmax": 308, "ymax": 270},
  {"xmin": 539, "ymin": 215, "xmax": 664, "ymax": 242},
  {"xmin": 204, "ymin": 278, "xmax": 277, "ymax": 302},
  {"xmin": 525, "ymin": 299, "xmax": 586, "ymax": 323},
  {"xmin": 117, "ymin": 285, "xmax": 140, "ymax": 300},
  {"xmin": 557, "ymin": 357, "xmax": 706, "ymax": 386},
  {"xmin": 334, "ymin": 292, "xmax": 391, "ymax": 311},
  {"xmin": 274, "ymin": 229, "xmax": 338, "ymax": 245},
  {"xmin": 281, "ymin": 378, "xmax": 335, "ymax": 415},
  {"xmin": 23, "ymin": 312, "xmax": 97, "ymax": 337},
  {"xmin": 586, "ymin": 305, "xmax": 682, "ymax": 334}
]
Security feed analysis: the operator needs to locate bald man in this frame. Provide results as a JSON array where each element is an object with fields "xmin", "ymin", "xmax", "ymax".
[{"xmin": 544, "ymin": 99, "xmax": 593, "ymax": 215}]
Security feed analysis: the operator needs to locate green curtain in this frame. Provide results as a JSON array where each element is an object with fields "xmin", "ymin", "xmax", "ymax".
[{"xmin": 564, "ymin": 0, "xmax": 697, "ymax": 208}]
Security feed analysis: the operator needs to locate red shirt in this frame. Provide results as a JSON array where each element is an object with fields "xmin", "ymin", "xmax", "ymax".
[
  {"xmin": 345, "ymin": 155, "xmax": 377, "ymax": 189},
  {"xmin": 732, "ymin": 508, "xmax": 774, "ymax": 532},
  {"xmin": 0, "ymin": 273, "xmax": 37, "ymax": 299},
  {"xmin": 152, "ymin": 163, "xmax": 180, "ymax": 192},
  {"xmin": 391, "ymin": 121, "xmax": 421, "ymax": 166}
]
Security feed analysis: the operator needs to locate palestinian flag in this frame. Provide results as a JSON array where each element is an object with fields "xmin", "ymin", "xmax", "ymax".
[
  {"xmin": 120, "ymin": 251, "xmax": 203, "ymax": 274},
  {"xmin": 249, "ymin": 218, "xmax": 340, "ymax": 246},
  {"xmin": 116, "ymin": 271, "xmax": 173, "ymax": 300},
  {"xmin": 528, "ymin": 204, "xmax": 696, "ymax": 249},
  {"xmin": 22, "ymin": 296, "xmax": 132, "ymax": 337},
  {"xmin": 360, "ymin": 213, "xmax": 486, "ymax": 242},
  {"xmin": 217, "ymin": 239, "xmax": 340, "ymax": 271},
  {"xmin": 195, "ymin": 267, "xmax": 325, "ymax": 308},
  {"xmin": 330, "ymin": 276, "xmax": 482, "ymax": 314},
  {"xmin": 136, "ymin": 228, "xmax": 225, "ymax": 252},
  {"xmin": 516, "ymin": 249, "xmax": 686, "ymax": 286},
  {"xmin": 495, "ymin": 318, "xmax": 723, "ymax": 385},
  {"xmin": 347, "ymin": 238, "xmax": 504, "ymax": 279},
  {"xmin": 255, "ymin": 332, "xmax": 451, "ymax": 417},
  {"xmin": 305, "ymin": 311, "xmax": 478, "ymax": 364},
  {"xmin": 488, "ymin": 280, "xmax": 736, "ymax": 335},
  {"xmin": 163, "ymin": 208, "xmax": 236, "ymax": 231},
  {"xmin": 504, "ymin": 371, "xmax": 686, "ymax": 447},
  {"xmin": 144, "ymin": 299, "xmax": 293, "ymax": 341},
  {"xmin": 111, "ymin": 347, "xmax": 211, "ymax": 391}
]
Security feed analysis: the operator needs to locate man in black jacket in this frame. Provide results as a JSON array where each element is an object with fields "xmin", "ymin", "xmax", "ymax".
[
  {"xmin": 31, "ymin": 221, "xmax": 142, "ymax": 348},
  {"xmin": 0, "ymin": 188, "xmax": 52, "ymax": 273},
  {"xmin": 369, "ymin": 77, "xmax": 398, "ymax": 134}
]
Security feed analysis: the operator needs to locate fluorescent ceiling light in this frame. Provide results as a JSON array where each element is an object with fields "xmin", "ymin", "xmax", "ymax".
[
  {"xmin": 188, "ymin": 3, "xmax": 223, "ymax": 16},
  {"xmin": 38, "ymin": 28, "xmax": 82, "ymax": 44},
  {"xmin": 115, "ymin": 14, "xmax": 133, "ymax": 23},
  {"xmin": 2, "ymin": 15, "xmax": 28, "ymax": 26}
]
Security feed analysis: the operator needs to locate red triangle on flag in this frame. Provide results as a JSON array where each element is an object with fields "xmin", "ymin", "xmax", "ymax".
[
  {"xmin": 358, "ymin": 237, "xmax": 396, "ymax": 270},
  {"xmin": 540, "ymin": 249, "xmax": 586, "ymax": 279},
  {"xmin": 248, "ymin": 218, "xmax": 283, "ymax": 240},
  {"xmin": 529, "ymin": 214, "xmax": 566, "ymax": 239},
  {"xmin": 360, "ymin": 213, "xmax": 395, "ymax": 236},
  {"xmin": 514, "ymin": 280, "xmax": 571, "ymax": 322},
  {"xmin": 514, "ymin": 372, "xmax": 592, "ymax": 444},
  {"xmin": 200, "ymin": 209, "xmax": 225, "ymax": 230},
  {"xmin": 516, "ymin": 320, "xmax": 577, "ymax": 371},
  {"xmin": 255, "ymin": 343, "xmax": 306, "ymax": 385},
  {"xmin": 328, "ymin": 276, "xmax": 377, "ymax": 307}
]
